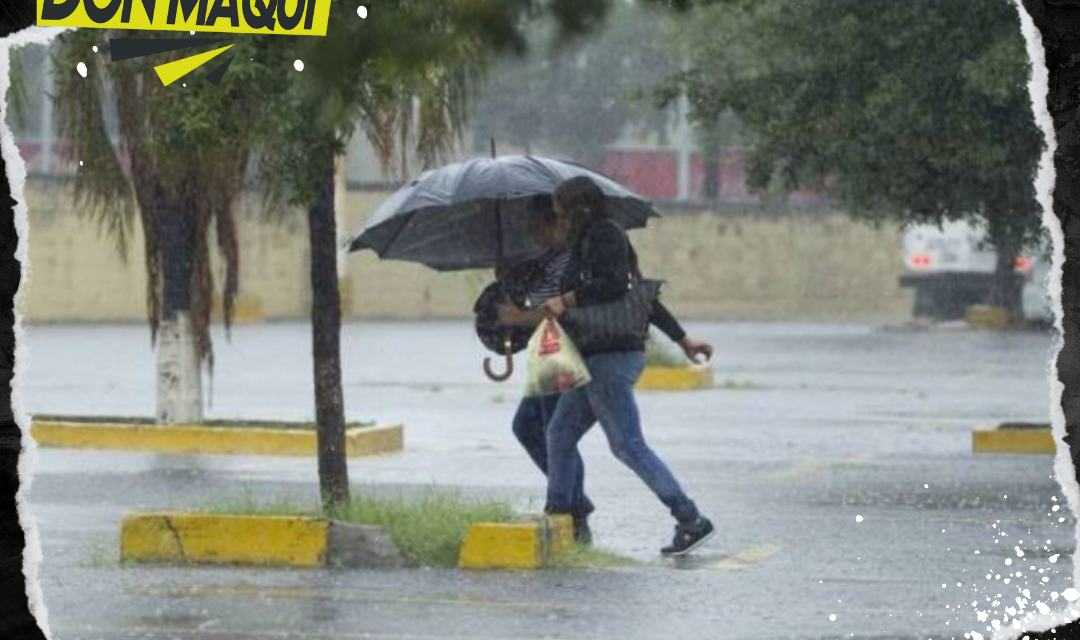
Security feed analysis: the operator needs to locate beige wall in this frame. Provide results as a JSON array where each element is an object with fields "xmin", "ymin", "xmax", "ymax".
[{"xmin": 19, "ymin": 179, "xmax": 912, "ymax": 323}]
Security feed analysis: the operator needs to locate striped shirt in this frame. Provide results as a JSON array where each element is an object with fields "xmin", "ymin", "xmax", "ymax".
[{"xmin": 525, "ymin": 249, "xmax": 572, "ymax": 308}]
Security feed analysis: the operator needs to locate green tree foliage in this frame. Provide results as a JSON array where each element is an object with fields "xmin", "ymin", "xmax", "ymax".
[
  {"xmin": 664, "ymin": 0, "xmax": 1044, "ymax": 315},
  {"xmin": 51, "ymin": 31, "xmax": 282, "ymax": 385}
]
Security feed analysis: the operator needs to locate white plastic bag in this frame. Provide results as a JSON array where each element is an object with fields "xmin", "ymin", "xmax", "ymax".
[{"xmin": 523, "ymin": 318, "xmax": 592, "ymax": 397}]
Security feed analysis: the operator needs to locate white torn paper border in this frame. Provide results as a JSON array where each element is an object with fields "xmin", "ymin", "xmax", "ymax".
[
  {"xmin": 1, "ymin": 23, "xmax": 73, "ymax": 640},
  {"xmin": 1014, "ymin": 0, "xmax": 1080, "ymax": 586},
  {"xmin": 989, "ymin": 3, "xmax": 1080, "ymax": 639},
  {"xmin": 0, "ymin": 6, "xmax": 1073, "ymax": 640}
]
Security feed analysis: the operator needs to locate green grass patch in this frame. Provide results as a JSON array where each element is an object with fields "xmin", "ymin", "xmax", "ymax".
[
  {"xmin": 198, "ymin": 490, "xmax": 318, "ymax": 517},
  {"xmin": 329, "ymin": 490, "xmax": 515, "ymax": 567},
  {"xmin": 194, "ymin": 488, "xmax": 515, "ymax": 568},
  {"xmin": 552, "ymin": 543, "xmax": 640, "ymax": 570}
]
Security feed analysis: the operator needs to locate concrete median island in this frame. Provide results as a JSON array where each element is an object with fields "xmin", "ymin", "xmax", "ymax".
[
  {"xmin": 118, "ymin": 490, "xmax": 627, "ymax": 571},
  {"xmin": 458, "ymin": 514, "xmax": 574, "ymax": 570},
  {"xmin": 121, "ymin": 512, "xmax": 405, "ymax": 569},
  {"xmin": 120, "ymin": 489, "xmax": 508, "ymax": 569},
  {"xmin": 636, "ymin": 364, "xmax": 714, "ymax": 391},
  {"xmin": 30, "ymin": 415, "xmax": 403, "ymax": 457},
  {"xmin": 971, "ymin": 422, "xmax": 1055, "ymax": 454}
]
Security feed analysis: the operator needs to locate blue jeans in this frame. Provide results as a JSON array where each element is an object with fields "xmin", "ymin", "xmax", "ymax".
[
  {"xmin": 545, "ymin": 351, "xmax": 699, "ymax": 524},
  {"xmin": 512, "ymin": 395, "xmax": 595, "ymax": 519}
]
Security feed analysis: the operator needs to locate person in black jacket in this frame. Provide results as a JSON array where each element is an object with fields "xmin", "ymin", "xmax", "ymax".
[
  {"xmin": 496, "ymin": 200, "xmax": 712, "ymax": 546},
  {"xmin": 538, "ymin": 175, "xmax": 715, "ymax": 556}
]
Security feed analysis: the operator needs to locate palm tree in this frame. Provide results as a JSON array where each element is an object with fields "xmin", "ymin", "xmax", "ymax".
[
  {"xmin": 251, "ymin": 1, "xmax": 495, "ymax": 509},
  {"xmin": 44, "ymin": 12, "xmax": 512, "ymax": 432},
  {"xmin": 50, "ymin": 31, "xmax": 279, "ymax": 424}
]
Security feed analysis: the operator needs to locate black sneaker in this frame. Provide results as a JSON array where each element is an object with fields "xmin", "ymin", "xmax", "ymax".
[
  {"xmin": 573, "ymin": 517, "xmax": 593, "ymax": 546},
  {"xmin": 661, "ymin": 516, "xmax": 715, "ymax": 556}
]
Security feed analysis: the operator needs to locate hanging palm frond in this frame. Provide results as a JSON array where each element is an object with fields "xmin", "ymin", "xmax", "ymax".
[{"xmin": 52, "ymin": 29, "xmax": 273, "ymax": 369}]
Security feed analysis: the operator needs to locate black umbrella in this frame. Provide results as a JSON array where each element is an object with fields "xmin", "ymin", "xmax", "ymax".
[
  {"xmin": 347, "ymin": 153, "xmax": 658, "ymax": 382},
  {"xmin": 346, "ymin": 154, "xmax": 657, "ymax": 271}
]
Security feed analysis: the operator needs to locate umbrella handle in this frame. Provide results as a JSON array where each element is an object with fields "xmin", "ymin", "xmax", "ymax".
[
  {"xmin": 483, "ymin": 352, "xmax": 514, "ymax": 382},
  {"xmin": 483, "ymin": 333, "xmax": 514, "ymax": 382}
]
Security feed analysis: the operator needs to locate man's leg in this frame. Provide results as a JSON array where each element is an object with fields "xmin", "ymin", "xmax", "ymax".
[
  {"xmin": 512, "ymin": 397, "xmax": 549, "ymax": 472},
  {"xmin": 537, "ymin": 394, "xmax": 596, "ymax": 519},
  {"xmin": 513, "ymin": 395, "xmax": 595, "ymax": 517},
  {"xmin": 545, "ymin": 387, "xmax": 595, "ymax": 516}
]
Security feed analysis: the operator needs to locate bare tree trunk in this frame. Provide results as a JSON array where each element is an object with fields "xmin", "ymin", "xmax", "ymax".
[
  {"xmin": 307, "ymin": 158, "xmax": 350, "ymax": 511},
  {"xmin": 700, "ymin": 119, "xmax": 723, "ymax": 203},
  {"xmin": 988, "ymin": 242, "xmax": 1024, "ymax": 324},
  {"xmin": 156, "ymin": 199, "xmax": 202, "ymax": 424},
  {"xmin": 702, "ymin": 142, "xmax": 721, "ymax": 202}
]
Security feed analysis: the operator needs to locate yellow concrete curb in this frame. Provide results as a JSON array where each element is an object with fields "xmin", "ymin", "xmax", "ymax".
[
  {"xmin": 972, "ymin": 425, "xmax": 1055, "ymax": 454},
  {"xmin": 339, "ymin": 277, "xmax": 353, "ymax": 318},
  {"xmin": 121, "ymin": 513, "xmax": 329, "ymax": 567},
  {"xmin": 458, "ymin": 514, "xmax": 573, "ymax": 570},
  {"xmin": 121, "ymin": 512, "xmax": 406, "ymax": 568},
  {"xmin": 30, "ymin": 419, "xmax": 403, "ymax": 457},
  {"xmin": 965, "ymin": 305, "xmax": 1010, "ymax": 330},
  {"xmin": 636, "ymin": 365, "xmax": 714, "ymax": 391}
]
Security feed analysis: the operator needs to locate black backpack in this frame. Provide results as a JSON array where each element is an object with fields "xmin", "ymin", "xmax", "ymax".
[{"xmin": 473, "ymin": 258, "xmax": 546, "ymax": 355}]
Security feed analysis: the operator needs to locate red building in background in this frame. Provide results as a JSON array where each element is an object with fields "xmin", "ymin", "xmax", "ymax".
[
  {"xmin": 600, "ymin": 146, "xmax": 824, "ymax": 206},
  {"xmin": 16, "ymin": 137, "xmax": 825, "ymax": 207}
]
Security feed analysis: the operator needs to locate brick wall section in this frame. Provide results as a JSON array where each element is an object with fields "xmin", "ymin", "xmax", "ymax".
[{"xmin": 20, "ymin": 179, "xmax": 912, "ymax": 323}]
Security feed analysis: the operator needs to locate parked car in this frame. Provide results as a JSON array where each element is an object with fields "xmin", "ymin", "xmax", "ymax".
[{"xmin": 900, "ymin": 220, "xmax": 1049, "ymax": 323}]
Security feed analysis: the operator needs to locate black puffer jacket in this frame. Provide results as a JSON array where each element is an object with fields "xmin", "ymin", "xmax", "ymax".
[{"xmin": 560, "ymin": 220, "xmax": 684, "ymax": 355}]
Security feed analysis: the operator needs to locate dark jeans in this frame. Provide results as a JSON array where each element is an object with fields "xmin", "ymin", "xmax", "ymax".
[
  {"xmin": 512, "ymin": 395, "xmax": 595, "ymax": 519},
  {"xmin": 545, "ymin": 350, "xmax": 700, "ymax": 524}
]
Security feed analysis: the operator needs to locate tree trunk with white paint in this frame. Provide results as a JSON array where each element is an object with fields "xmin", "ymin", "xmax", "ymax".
[
  {"xmin": 156, "ymin": 312, "xmax": 203, "ymax": 424},
  {"xmin": 154, "ymin": 201, "xmax": 203, "ymax": 424}
]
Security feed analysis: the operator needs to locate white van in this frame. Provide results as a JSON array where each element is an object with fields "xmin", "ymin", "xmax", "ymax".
[{"xmin": 900, "ymin": 220, "xmax": 1049, "ymax": 323}]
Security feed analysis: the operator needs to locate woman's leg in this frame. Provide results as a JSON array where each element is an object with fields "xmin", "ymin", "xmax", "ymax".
[{"xmin": 584, "ymin": 351, "xmax": 699, "ymax": 524}]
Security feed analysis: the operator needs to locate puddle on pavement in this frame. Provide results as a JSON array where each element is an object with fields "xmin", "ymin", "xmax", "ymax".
[{"xmin": 661, "ymin": 542, "xmax": 783, "ymax": 572}]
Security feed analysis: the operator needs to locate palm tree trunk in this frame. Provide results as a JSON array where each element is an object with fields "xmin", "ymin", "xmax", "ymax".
[
  {"xmin": 308, "ymin": 157, "xmax": 350, "ymax": 511},
  {"xmin": 155, "ymin": 197, "xmax": 203, "ymax": 424}
]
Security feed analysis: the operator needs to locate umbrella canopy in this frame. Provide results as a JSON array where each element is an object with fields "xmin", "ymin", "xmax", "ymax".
[{"xmin": 346, "ymin": 155, "xmax": 657, "ymax": 271}]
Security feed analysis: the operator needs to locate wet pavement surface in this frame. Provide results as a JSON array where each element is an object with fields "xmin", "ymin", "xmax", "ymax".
[{"xmin": 18, "ymin": 321, "xmax": 1079, "ymax": 639}]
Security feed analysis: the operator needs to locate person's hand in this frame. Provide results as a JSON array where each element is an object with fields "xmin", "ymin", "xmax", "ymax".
[
  {"xmin": 543, "ymin": 295, "xmax": 567, "ymax": 317},
  {"xmin": 497, "ymin": 304, "xmax": 520, "ymax": 325},
  {"xmin": 678, "ymin": 337, "xmax": 713, "ymax": 364}
]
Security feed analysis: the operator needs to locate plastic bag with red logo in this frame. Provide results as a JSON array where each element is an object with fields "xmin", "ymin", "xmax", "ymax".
[{"xmin": 523, "ymin": 318, "xmax": 592, "ymax": 397}]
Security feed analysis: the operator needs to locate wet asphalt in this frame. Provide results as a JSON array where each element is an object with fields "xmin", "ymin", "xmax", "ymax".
[{"xmin": 17, "ymin": 320, "xmax": 1079, "ymax": 640}]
